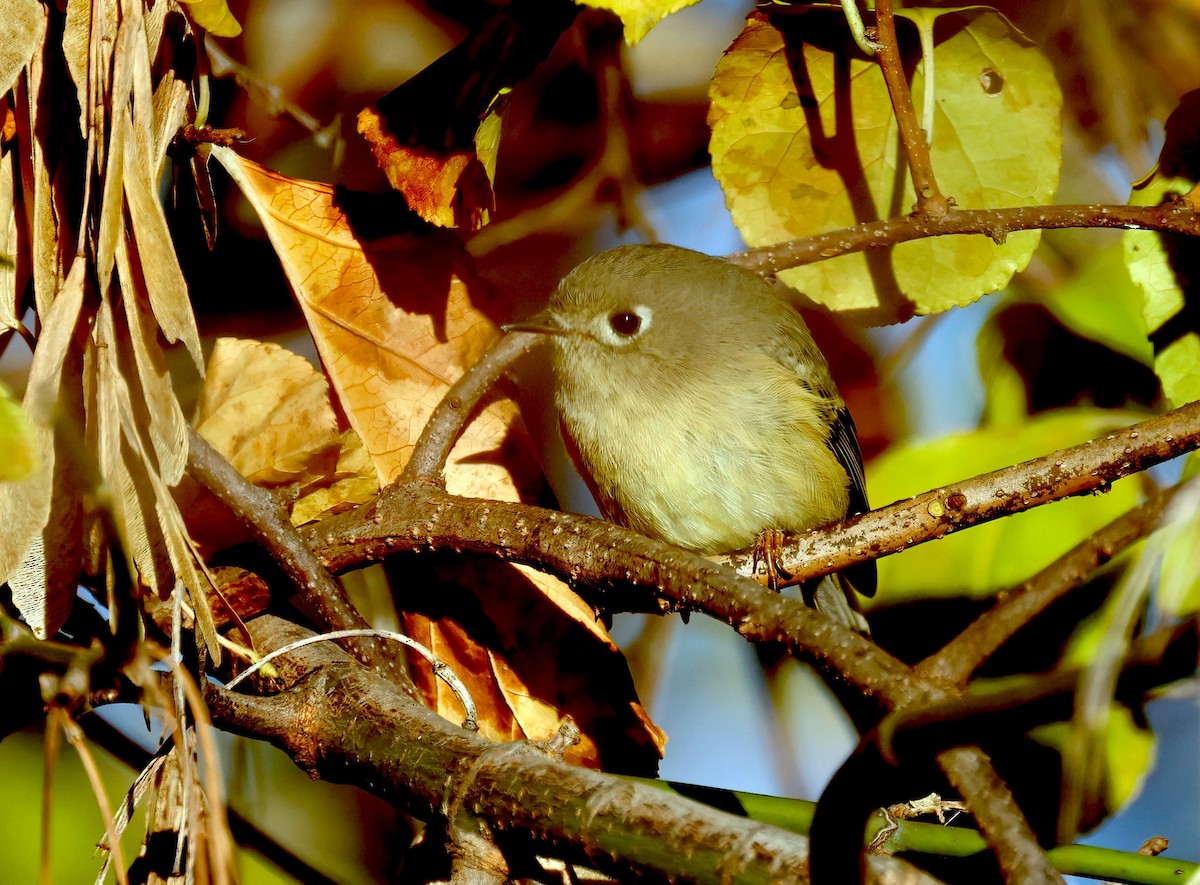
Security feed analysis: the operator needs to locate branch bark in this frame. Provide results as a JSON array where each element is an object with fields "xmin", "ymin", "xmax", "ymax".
[
  {"xmin": 728, "ymin": 201, "xmax": 1200, "ymax": 277},
  {"xmin": 207, "ymin": 615, "xmax": 945, "ymax": 885}
]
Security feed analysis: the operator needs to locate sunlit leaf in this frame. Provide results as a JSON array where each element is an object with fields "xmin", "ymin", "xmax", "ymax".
[
  {"xmin": 175, "ymin": 0, "xmax": 242, "ymax": 38},
  {"xmin": 1125, "ymin": 175, "xmax": 1199, "ymax": 408},
  {"xmin": 0, "ymin": 148, "xmax": 18, "ymax": 331},
  {"xmin": 0, "ymin": 0, "xmax": 45, "ymax": 96},
  {"xmin": 189, "ymin": 337, "xmax": 379, "ymax": 546},
  {"xmin": 0, "ymin": 383, "xmax": 37, "ymax": 481},
  {"xmin": 214, "ymin": 148, "xmax": 664, "ymax": 768},
  {"xmin": 357, "ymin": 106, "xmax": 494, "ymax": 230},
  {"xmin": 121, "ymin": 103, "xmax": 204, "ymax": 371},
  {"xmin": 869, "ymin": 409, "xmax": 1144, "ymax": 600},
  {"xmin": 578, "ymin": 0, "xmax": 700, "ymax": 44},
  {"xmin": 709, "ymin": 7, "xmax": 1062, "ymax": 324},
  {"xmin": 211, "ymin": 148, "xmax": 514, "ymax": 489},
  {"xmin": 0, "ymin": 257, "xmax": 87, "ymax": 638},
  {"xmin": 1032, "ymin": 245, "xmax": 1153, "ymax": 367}
]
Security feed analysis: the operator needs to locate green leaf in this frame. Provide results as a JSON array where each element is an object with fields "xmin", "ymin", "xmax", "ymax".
[
  {"xmin": 1124, "ymin": 175, "xmax": 1200, "ymax": 407},
  {"xmin": 0, "ymin": 383, "xmax": 37, "ymax": 481},
  {"xmin": 1033, "ymin": 704, "xmax": 1155, "ymax": 813},
  {"xmin": 869, "ymin": 410, "xmax": 1145, "ymax": 600},
  {"xmin": 1153, "ymin": 483, "xmax": 1200, "ymax": 619},
  {"xmin": 709, "ymin": 6, "xmax": 1062, "ymax": 324},
  {"xmin": 1034, "ymin": 245, "xmax": 1153, "ymax": 367}
]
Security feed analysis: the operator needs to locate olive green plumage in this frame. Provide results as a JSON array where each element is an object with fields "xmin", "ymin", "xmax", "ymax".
[{"xmin": 513, "ymin": 244, "xmax": 874, "ymax": 629}]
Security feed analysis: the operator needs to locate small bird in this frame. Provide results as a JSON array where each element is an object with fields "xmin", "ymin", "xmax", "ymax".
[{"xmin": 508, "ymin": 244, "xmax": 875, "ymax": 630}]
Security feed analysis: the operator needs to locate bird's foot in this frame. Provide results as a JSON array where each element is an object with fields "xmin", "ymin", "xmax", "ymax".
[{"xmin": 752, "ymin": 529, "xmax": 793, "ymax": 591}]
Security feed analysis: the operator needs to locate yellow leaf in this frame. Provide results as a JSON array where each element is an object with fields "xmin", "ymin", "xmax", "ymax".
[
  {"xmin": 211, "ymin": 147, "xmax": 516, "ymax": 488},
  {"xmin": 175, "ymin": 0, "xmax": 242, "ymax": 38},
  {"xmin": 1125, "ymin": 175, "xmax": 1199, "ymax": 408},
  {"xmin": 709, "ymin": 8, "xmax": 1062, "ymax": 324},
  {"xmin": 578, "ymin": 0, "xmax": 701, "ymax": 45},
  {"xmin": 0, "ymin": 382, "xmax": 37, "ymax": 481},
  {"xmin": 191, "ymin": 337, "xmax": 379, "ymax": 534},
  {"xmin": 870, "ymin": 409, "xmax": 1144, "ymax": 601}
]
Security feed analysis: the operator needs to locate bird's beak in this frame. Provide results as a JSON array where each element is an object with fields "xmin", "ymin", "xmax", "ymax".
[{"xmin": 502, "ymin": 310, "xmax": 571, "ymax": 337}]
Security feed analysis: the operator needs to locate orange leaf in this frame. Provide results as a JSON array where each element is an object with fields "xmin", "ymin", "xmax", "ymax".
[
  {"xmin": 357, "ymin": 105, "xmax": 494, "ymax": 230},
  {"xmin": 214, "ymin": 148, "xmax": 665, "ymax": 769}
]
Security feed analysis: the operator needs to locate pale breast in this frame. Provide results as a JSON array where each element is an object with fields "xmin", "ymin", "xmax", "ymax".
[{"xmin": 560, "ymin": 354, "xmax": 850, "ymax": 554}]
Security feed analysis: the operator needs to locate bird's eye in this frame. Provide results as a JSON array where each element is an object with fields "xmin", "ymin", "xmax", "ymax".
[{"xmin": 608, "ymin": 310, "xmax": 642, "ymax": 336}]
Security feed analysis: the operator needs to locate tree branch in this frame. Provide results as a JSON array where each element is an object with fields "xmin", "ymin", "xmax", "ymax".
[
  {"xmin": 727, "ymin": 201, "xmax": 1200, "ymax": 277},
  {"xmin": 185, "ymin": 430, "xmax": 417, "ymax": 696},
  {"xmin": 206, "ymin": 615, "xmax": 944, "ymax": 885},
  {"xmin": 740, "ymin": 400, "xmax": 1200, "ymax": 587},
  {"xmin": 402, "ymin": 331, "xmax": 543, "ymax": 485},
  {"xmin": 872, "ymin": 0, "xmax": 951, "ymax": 216},
  {"xmin": 918, "ymin": 483, "xmax": 1185, "ymax": 685}
]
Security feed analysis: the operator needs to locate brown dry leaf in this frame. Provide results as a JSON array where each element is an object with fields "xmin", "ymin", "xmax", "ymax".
[
  {"xmin": 195, "ymin": 338, "xmax": 340, "ymax": 486},
  {"xmin": 121, "ymin": 28, "xmax": 203, "ymax": 371},
  {"xmin": 214, "ymin": 147, "xmax": 664, "ymax": 769},
  {"xmin": 0, "ymin": 0, "xmax": 45, "ymax": 96},
  {"xmin": 117, "ymin": 225, "xmax": 189, "ymax": 485},
  {"xmin": 0, "ymin": 147, "xmax": 18, "ymax": 330},
  {"xmin": 14, "ymin": 33, "xmax": 64, "ymax": 320},
  {"xmin": 353, "ymin": 0, "xmax": 575, "ymax": 229},
  {"xmin": 289, "ymin": 430, "xmax": 377, "ymax": 526},
  {"xmin": 190, "ymin": 337, "xmax": 378, "ymax": 542},
  {"xmin": 357, "ymin": 105, "xmax": 494, "ymax": 230},
  {"xmin": 92, "ymin": 300, "xmax": 173, "ymax": 600},
  {"xmin": 402, "ymin": 558, "xmax": 666, "ymax": 772},
  {"xmin": 0, "ymin": 256, "xmax": 86, "ymax": 637},
  {"xmin": 93, "ymin": 297, "xmax": 222, "ymax": 660},
  {"xmin": 211, "ymin": 147, "xmax": 508, "ymax": 486}
]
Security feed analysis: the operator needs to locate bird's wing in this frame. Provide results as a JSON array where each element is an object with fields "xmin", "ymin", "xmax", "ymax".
[
  {"xmin": 826, "ymin": 406, "xmax": 877, "ymax": 598},
  {"xmin": 828, "ymin": 405, "xmax": 869, "ymax": 518}
]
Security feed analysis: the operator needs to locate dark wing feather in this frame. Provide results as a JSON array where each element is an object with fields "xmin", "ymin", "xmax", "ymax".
[{"xmin": 827, "ymin": 406, "xmax": 876, "ymax": 598}]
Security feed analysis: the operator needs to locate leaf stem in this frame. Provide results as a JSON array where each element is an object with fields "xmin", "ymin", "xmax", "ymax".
[{"xmin": 873, "ymin": 0, "xmax": 951, "ymax": 216}]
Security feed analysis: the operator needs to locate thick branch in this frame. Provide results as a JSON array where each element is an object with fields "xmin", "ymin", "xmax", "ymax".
[
  {"xmin": 728, "ymin": 202, "xmax": 1200, "ymax": 277},
  {"xmin": 207, "ymin": 615, "xmax": 942, "ymax": 885},
  {"xmin": 186, "ymin": 430, "xmax": 416, "ymax": 695},
  {"xmin": 738, "ymin": 400, "xmax": 1200, "ymax": 587}
]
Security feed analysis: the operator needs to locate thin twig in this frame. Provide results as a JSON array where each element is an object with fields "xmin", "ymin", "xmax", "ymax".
[
  {"xmin": 402, "ymin": 331, "xmax": 543, "ymax": 485},
  {"xmin": 919, "ymin": 484, "xmax": 1183, "ymax": 685},
  {"xmin": 873, "ymin": 0, "xmax": 950, "ymax": 216},
  {"xmin": 727, "ymin": 201, "xmax": 1200, "ymax": 278},
  {"xmin": 225, "ymin": 628, "xmax": 478, "ymax": 732},
  {"xmin": 186, "ymin": 429, "xmax": 417, "ymax": 696}
]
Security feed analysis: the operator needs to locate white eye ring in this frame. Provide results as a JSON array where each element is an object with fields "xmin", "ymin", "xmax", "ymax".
[{"xmin": 599, "ymin": 305, "xmax": 652, "ymax": 344}]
